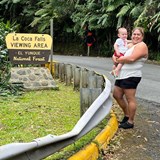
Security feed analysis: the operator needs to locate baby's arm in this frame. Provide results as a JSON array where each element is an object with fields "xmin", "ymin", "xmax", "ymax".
[{"xmin": 114, "ymin": 43, "xmax": 121, "ymax": 57}]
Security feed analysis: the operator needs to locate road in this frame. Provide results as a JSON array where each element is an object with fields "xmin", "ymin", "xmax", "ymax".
[
  {"xmin": 52, "ymin": 55, "xmax": 160, "ymax": 160},
  {"xmin": 52, "ymin": 55, "xmax": 160, "ymax": 104}
]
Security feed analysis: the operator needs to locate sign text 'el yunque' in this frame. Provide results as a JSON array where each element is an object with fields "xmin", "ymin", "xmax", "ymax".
[{"xmin": 6, "ymin": 33, "xmax": 52, "ymax": 64}]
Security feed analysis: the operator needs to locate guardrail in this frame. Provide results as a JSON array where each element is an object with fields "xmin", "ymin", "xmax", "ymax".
[{"xmin": 0, "ymin": 62, "xmax": 112, "ymax": 160}]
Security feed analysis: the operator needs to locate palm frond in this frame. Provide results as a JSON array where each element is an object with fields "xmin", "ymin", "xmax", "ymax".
[
  {"xmin": 117, "ymin": 16, "xmax": 123, "ymax": 28},
  {"xmin": 116, "ymin": 3, "xmax": 134, "ymax": 17},
  {"xmin": 130, "ymin": 4, "xmax": 143, "ymax": 18},
  {"xmin": 30, "ymin": 17, "xmax": 42, "ymax": 27},
  {"xmin": 106, "ymin": 0, "xmax": 126, "ymax": 12},
  {"xmin": 35, "ymin": 9, "xmax": 47, "ymax": 16},
  {"xmin": 12, "ymin": 0, "xmax": 21, "ymax": 3}
]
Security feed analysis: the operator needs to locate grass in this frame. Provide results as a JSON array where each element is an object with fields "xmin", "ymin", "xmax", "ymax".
[{"xmin": 0, "ymin": 79, "xmax": 109, "ymax": 160}]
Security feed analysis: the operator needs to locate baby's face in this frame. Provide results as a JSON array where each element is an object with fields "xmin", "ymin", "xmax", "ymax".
[{"xmin": 118, "ymin": 29, "xmax": 128, "ymax": 40}]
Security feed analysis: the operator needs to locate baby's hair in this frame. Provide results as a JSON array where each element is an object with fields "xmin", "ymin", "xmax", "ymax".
[
  {"xmin": 116, "ymin": 27, "xmax": 121, "ymax": 33},
  {"xmin": 117, "ymin": 27, "xmax": 127, "ymax": 34}
]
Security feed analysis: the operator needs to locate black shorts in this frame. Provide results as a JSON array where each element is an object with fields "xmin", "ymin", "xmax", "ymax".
[{"xmin": 115, "ymin": 77, "xmax": 141, "ymax": 89}]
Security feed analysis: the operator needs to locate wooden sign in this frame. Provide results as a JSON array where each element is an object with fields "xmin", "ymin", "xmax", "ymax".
[{"xmin": 5, "ymin": 33, "xmax": 52, "ymax": 64}]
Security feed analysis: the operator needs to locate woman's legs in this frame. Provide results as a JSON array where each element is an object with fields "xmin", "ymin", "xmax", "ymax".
[
  {"xmin": 124, "ymin": 88, "xmax": 137, "ymax": 124},
  {"xmin": 113, "ymin": 86, "xmax": 129, "ymax": 117},
  {"xmin": 113, "ymin": 86, "xmax": 137, "ymax": 129}
]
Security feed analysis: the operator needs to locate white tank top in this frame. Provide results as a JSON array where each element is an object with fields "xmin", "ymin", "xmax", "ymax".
[{"xmin": 117, "ymin": 44, "xmax": 147, "ymax": 79}]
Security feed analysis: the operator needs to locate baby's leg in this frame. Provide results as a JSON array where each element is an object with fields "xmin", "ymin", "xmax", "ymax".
[
  {"xmin": 115, "ymin": 63, "xmax": 123, "ymax": 76},
  {"xmin": 112, "ymin": 64, "xmax": 116, "ymax": 70}
]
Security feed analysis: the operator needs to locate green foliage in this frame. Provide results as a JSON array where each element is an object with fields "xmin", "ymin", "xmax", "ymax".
[
  {"xmin": 0, "ymin": 0, "xmax": 39, "ymax": 32},
  {"xmin": 0, "ymin": 0, "xmax": 160, "ymax": 58},
  {"xmin": 13, "ymin": 0, "xmax": 21, "ymax": 3},
  {"xmin": 71, "ymin": 0, "xmax": 160, "ymax": 56},
  {"xmin": 30, "ymin": 0, "xmax": 76, "ymax": 34},
  {"xmin": 105, "ymin": 0, "xmax": 126, "ymax": 12},
  {"xmin": 116, "ymin": 2, "xmax": 134, "ymax": 17},
  {"xmin": 0, "ymin": 21, "xmax": 21, "ymax": 96},
  {"xmin": 72, "ymin": 0, "xmax": 107, "ymax": 34},
  {"xmin": 148, "ymin": 2, "xmax": 160, "ymax": 41},
  {"xmin": 0, "ymin": 21, "xmax": 13, "ymax": 84}
]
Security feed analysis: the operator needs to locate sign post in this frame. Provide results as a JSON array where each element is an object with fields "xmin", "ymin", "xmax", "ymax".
[
  {"xmin": 50, "ymin": 19, "xmax": 54, "ymax": 74},
  {"xmin": 86, "ymin": 31, "xmax": 95, "ymax": 56}
]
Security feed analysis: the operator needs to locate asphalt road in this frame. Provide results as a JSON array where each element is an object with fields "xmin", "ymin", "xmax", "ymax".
[{"xmin": 52, "ymin": 55, "xmax": 160, "ymax": 105}]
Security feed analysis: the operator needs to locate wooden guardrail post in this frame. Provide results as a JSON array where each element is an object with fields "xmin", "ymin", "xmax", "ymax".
[
  {"xmin": 54, "ymin": 62, "xmax": 59, "ymax": 79},
  {"xmin": 80, "ymin": 70, "xmax": 103, "ymax": 116},
  {"xmin": 73, "ymin": 67, "xmax": 81, "ymax": 91},
  {"xmin": 88, "ymin": 75, "xmax": 97, "ymax": 88},
  {"xmin": 80, "ymin": 68, "xmax": 88, "ymax": 88},
  {"xmin": 96, "ymin": 75, "xmax": 104, "ymax": 89},
  {"xmin": 59, "ymin": 63, "xmax": 65, "ymax": 82},
  {"xmin": 80, "ymin": 88, "xmax": 102, "ymax": 116},
  {"xmin": 65, "ymin": 64, "xmax": 72, "ymax": 86}
]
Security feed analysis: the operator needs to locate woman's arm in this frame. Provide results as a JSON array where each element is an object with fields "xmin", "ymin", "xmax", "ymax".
[
  {"xmin": 112, "ymin": 54, "xmax": 118, "ymax": 63},
  {"xmin": 117, "ymin": 42, "xmax": 148, "ymax": 64}
]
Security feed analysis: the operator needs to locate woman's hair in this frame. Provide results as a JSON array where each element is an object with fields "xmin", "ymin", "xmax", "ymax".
[{"xmin": 132, "ymin": 27, "xmax": 144, "ymax": 36}]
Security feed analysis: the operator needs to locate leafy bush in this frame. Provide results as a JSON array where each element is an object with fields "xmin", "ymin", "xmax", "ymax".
[{"xmin": 0, "ymin": 21, "xmax": 21, "ymax": 96}]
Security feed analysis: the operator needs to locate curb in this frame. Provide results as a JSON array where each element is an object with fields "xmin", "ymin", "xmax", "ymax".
[{"xmin": 68, "ymin": 110, "xmax": 118, "ymax": 160}]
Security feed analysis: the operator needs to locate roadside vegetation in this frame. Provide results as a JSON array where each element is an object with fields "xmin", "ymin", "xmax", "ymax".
[{"xmin": 0, "ymin": 80, "xmax": 108, "ymax": 159}]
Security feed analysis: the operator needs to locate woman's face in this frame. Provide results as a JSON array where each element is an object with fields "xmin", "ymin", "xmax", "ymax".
[{"xmin": 131, "ymin": 29, "xmax": 144, "ymax": 44}]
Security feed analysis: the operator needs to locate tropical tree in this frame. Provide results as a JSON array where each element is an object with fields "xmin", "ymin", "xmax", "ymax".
[
  {"xmin": 30, "ymin": 0, "xmax": 76, "ymax": 33},
  {"xmin": 0, "ymin": 0, "xmax": 160, "ymax": 57},
  {"xmin": 133, "ymin": 0, "xmax": 160, "ymax": 56},
  {"xmin": 149, "ymin": 2, "xmax": 160, "ymax": 41},
  {"xmin": 71, "ymin": 0, "xmax": 160, "ymax": 56},
  {"xmin": 0, "ymin": 0, "xmax": 40, "ymax": 32}
]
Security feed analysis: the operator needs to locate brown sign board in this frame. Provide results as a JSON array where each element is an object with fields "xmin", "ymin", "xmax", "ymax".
[{"xmin": 5, "ymin": 33, "xmax": 52, "ymax": 64}]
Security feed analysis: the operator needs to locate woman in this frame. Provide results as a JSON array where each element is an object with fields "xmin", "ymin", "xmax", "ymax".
[{"xmin": 112, "ymin": 27, "xmax": 148, "ymax": 129}]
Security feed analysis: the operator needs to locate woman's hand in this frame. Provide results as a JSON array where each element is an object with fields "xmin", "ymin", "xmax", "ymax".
[
  {"xmin": 112, "ymin": 55, "xmax": 118, "ymax": 63},
  {"xmin": 116, "ymin": 56, "xmax": 125, "ymax": 63}
]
